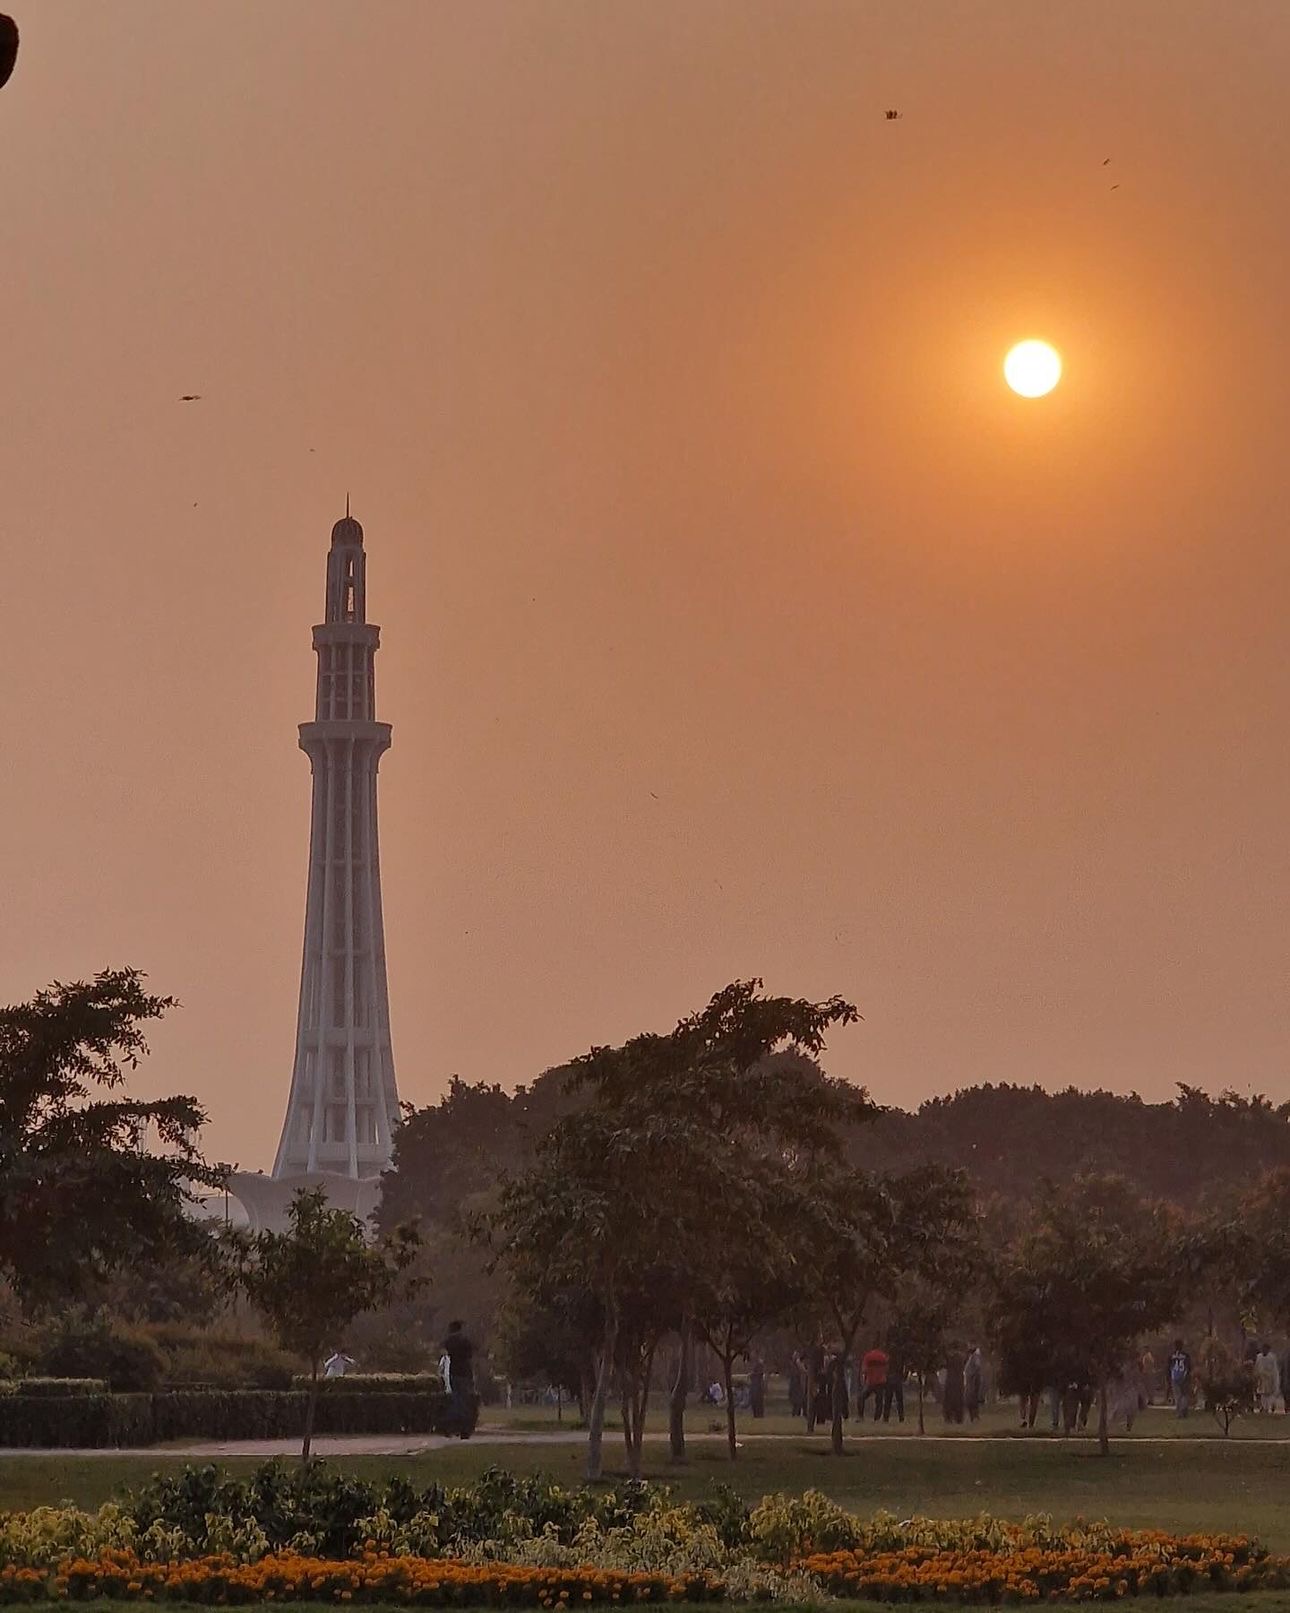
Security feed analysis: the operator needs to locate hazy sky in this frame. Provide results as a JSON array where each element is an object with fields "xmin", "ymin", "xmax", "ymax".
[{"xmin": 5, "ymin": 1, "xmax": 1290, "ymax": 1169}]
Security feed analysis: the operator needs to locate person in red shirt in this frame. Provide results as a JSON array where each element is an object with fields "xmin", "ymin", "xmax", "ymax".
[{"xmin": 860, "ymin": 1345, "xmax": 889, "ymax": 1420}]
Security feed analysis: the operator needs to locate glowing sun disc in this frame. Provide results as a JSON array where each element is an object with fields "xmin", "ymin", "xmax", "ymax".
[{"xmin": 1004, "ymin": 340, "xmax": 1062, "ymax": 397}]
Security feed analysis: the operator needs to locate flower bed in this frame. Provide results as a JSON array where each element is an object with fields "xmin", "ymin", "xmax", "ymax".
[
  {"xmin": 1, "ymin": 1468, "xmax": 1287, "ymax": 1605},
  {"xmin": 0, "ymin": 1550, "xmax": 724, "ymax": 1606},
  {"xmin": 800, "ymin": 1533, "xmax": 1288, "ymax": 1603}
]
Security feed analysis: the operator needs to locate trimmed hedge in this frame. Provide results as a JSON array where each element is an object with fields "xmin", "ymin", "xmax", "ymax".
[
  {"xmin": 0, "ymin": 1379, "xmax": 108, "ymax": 1399},
  {"xmin": 0, "ymin": 1387, "xmax": 465, "ymax": 1448},
  {"xmin": 290, "ymin": 1372, "xmax": 443, "ymax": 1394}
]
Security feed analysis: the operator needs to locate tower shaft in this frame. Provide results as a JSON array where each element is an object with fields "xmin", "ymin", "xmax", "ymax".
[{"xmin": 273, "ymin": 514, "xmax": 399, "ymax": 1180}]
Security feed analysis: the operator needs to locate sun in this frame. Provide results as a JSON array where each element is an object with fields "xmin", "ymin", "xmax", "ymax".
[{"xmin": 1004, "ymin": 339, "xmax": 1062, "ymax": 398}]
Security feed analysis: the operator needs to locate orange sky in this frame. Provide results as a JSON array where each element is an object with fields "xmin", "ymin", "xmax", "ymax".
[{"xmin": 4, "ymin": 1, "xmax": 1290, "ymax": 1169}]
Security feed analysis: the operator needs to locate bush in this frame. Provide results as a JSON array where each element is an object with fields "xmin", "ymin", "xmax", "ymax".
[
  {"xmin": 120, "ymin": 1463, "xmax": 661, "ymax": 1560},
  {"xmin": 0, "ymin": 1387, "xmax": 458, "ymax": 1448},
  {"xmin": 38, "ymin": 1319, "xmax": 165, "ymax": 1393},
  {"xmin": 0, "ymin": 1379, "xmax": 107, "ymax": 1399},
  {"xmin": 291, "ymin": 1372, "xmax": 443, "ymax": 1393},
  {"xmin": 154, "ymin": 1330, "xmax": 298, "ymax": 1391}
]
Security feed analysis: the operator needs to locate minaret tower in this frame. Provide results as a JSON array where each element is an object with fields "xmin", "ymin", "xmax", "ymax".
[{"xmin": 272, "ymin": 508, "xmax": 400, "ymax": 1182}]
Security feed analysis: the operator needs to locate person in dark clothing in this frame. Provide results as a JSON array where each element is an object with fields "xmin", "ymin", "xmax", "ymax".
[
  {"xmin": 942, "ymin": 1353, "xmax": 965, "ymax": 1424},
  {"xmin": 882, "ymin": 1348, "xmax": 906, "ymax": 1423},
  {"xmin": 441, "ymin": 1320, "xmax": 478, "ymax": 1439},
  {"xmin": 788, "ymin": 1355, "xmax": 806, "ymax": 1419},
  {"xmin": 749, "ymin": 1357, "xmax": 766, "ymax": 1419},
  {"xmin": 804, "ymin": 1340, "xmax": 826, "ymax": 1430}
]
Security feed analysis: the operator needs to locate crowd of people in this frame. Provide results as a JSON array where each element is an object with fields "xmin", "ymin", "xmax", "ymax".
[{"xmin": 779, "ymin": 1335, "xmax": 1290, "ymax": 1431}]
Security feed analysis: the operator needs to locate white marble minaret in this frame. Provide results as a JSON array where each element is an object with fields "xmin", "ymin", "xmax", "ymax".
[{"xmin": 271, "ymin": 508, "xmax": 400, "ymax": 1183}]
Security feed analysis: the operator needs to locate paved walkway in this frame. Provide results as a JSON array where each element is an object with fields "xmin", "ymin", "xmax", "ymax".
[{"xmin": 3, "ymin": 1426, "xmax": 1288, "ymax": 1458}]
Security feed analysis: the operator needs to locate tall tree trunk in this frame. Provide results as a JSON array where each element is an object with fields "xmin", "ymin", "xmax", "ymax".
[
  {"xmin": 918, "ymin": 1373, "xmax": 926, "ymax": 1436},
  {"xmin": 631, "ymin": 1339, "xmax": 656, "ymax": 1472},
  {"xmin": 1097, "ymin": 1377, "xmax": 1110, "ymax": 1457},
  {"xmin": 831, "ymin": 1352, "xmax": 847, "ymax": 1456},
  {"xmin": 668, "ymin": 1318, "xmax": 691, "ymax": 1464},
  {"xmin": 722, "ymin": 1352, "xmax": 738, "ymax": 1460},
  {"xmin": 302, "ymin": 1360, "xmax": 319, "ymax": 1463},
  {"xmin": 586, "ymin": 1311, "xmax": 618, "ymax": 1482}
]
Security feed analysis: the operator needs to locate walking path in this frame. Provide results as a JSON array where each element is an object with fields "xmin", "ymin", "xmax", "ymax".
[{"xmin": 3, "ymin": 1427, "xmax": 1288, "ymax": 1459}]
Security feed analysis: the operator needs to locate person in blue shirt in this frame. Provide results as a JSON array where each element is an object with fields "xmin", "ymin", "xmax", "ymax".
[{"xmin": 1168, "ymin": 1339, "xmax": 1192, "ymax": 1417}]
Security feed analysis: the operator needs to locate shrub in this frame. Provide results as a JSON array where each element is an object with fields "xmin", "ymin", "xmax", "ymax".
[
  {"xmin": 0, "ymin": 1379, "xmax": 107, "ymax": 1399},
  {"xmin": 291, "ymin": 1371, "xmax": 443, "ymax": 1393},
  {"xmin": 0, "ymin": 1388, "xmax": 455, "ymax": 1448},
  {"xmin": 156, "ymin": 1330, "xmax": 298, "ymax": 1391},
  {"xmin": 37, "ymin": 1320, "xmax": 165, "ymax": 1393}
]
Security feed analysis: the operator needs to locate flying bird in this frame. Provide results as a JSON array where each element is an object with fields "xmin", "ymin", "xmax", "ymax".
[
  {"xmin": 180, "ymin": 394, "xmax": 202, "ymax": 401},
  {"xmin": 1102, "ymin": 158, "xmax": 1111, "ymax": 165},
  {"xmin": 1110, "ymin": 184, "xmax": 1120, "ymax": 190},
  {"xmin": 0, "ymin": 14, "xmax": 17, "ymax": 91},
  {"xmin": 884, "ymin": 108, "xmax": 902, "ymax": 120}
]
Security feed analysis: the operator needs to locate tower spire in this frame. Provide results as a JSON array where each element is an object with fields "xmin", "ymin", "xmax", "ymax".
[{"xmin": 272, "ymin": 510, "xmax": 399, "ymax": 1183}]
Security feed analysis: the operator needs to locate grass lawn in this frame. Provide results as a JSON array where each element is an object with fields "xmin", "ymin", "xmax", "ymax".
[{"xmin": 4, "ymin": 1431, "xmax": 1290, "ymax": 1549}]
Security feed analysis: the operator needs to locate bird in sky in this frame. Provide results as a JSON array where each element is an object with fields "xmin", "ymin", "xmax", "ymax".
[
  {"xmin": 0, "ymin": 15, "xmax": 18, "ymax": 91},
  {"xmin": 180, "ymin": 394, "xmax": 202, "ymax": 401},
  {"xmin": 1103, "ymin": 157, "xmax": 1111, "ymax": 165},
  {"xmin": 884, "ymin": 108, "xmax": 902, "ymax": 120},
  {"xmin": 1111, "ymin": 184, "xmax": 1120, "ymax": 190}
]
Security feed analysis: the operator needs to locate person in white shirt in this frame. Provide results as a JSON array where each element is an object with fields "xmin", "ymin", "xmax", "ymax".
[
  {"xmin": 324, "ymin": 1350, "xmax": 356, "ymax": 1378},
  {"xmin": 1254, "ymin": 1344, "xmax": 1281, "ymax": 1413}
]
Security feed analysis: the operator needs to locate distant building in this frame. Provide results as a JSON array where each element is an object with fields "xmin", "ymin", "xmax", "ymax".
[{"xmin": 227, "ymin": 508, "xmax": 400, "ymax": 1232}]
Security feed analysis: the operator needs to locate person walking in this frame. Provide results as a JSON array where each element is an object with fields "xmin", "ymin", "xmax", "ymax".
[
  {"xmin": 1254, "ymin": 1343, "xmax": 1280, "ymax": 1414},
  {"xmin": 1168, "ymin": 1339, "xmax": 1192, "ymax": 1418},
  {"xmin": 1139, "ymin": 1346, "xmax": 1156, "ymax": 1406},
  {"xmin": 882, "ymin": 1342, "xmax": 906, "ymax": 1424},
  {"xmin": 749, "ymin": 1356, "xmax": 766, "ymax": 1419},
  {"xmin": 942, "ymin": 1352, "xmax": 965, "ymax": 1424},
  {"xmin": 860, "ymin": 1343, "xmax": 889, "ymax": 1420},
  {"xmin": 964, "ymin": 1346, "xmax": 984, "ymax": 1423},
  {"xmin": 440, "ymin": 1320, "xmax": 478, "ymax": 1439}
]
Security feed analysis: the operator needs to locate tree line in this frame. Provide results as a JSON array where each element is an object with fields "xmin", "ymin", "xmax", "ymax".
[{"xmin": 8, "ymin": 968, "xmax": 1290, "ymax": 1471}]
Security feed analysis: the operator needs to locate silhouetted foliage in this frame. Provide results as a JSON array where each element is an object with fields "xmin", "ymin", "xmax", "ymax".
[
  {"xmin": 853, "ymin": 1083, "xmax": 1290, "ymax": 1208},
  {"xmin": 0, "ymin": 968, "xmax": 224, "ymax": 1312}
]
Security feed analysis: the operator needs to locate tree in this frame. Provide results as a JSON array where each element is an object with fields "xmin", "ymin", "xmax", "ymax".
[
  {"xmin": 1195, "ymin": 1338, "xmax": 1254, "ymax": 1437},
  {"xmin": 0, "ymin": 968, "xmax": 223, "ymax": 1311},
  {"xmin": 1204, "ymin": 1168, "xmax": 1290, "ymax": 1332},
  {"xmin": 990, "ymin": 1174, "xmax": 1182, "ymax": 1455},
  {"xmin": 484, "ymin": 980, "xmax": 868, "ymax": 1479},
  {"xmin": 889, "ymin": 1280, "xmax": 963, "ymax": 1435},
  {"xmin": 237, "ymin": 1189, "xmax": 419, "ymax": 1458},
  {"xmin": 795, "ymin": 1163, "xmax": 977, "ymax": 1453},
  {"xmin": 691, "ymin": 1172, "xmax": 801, "ymax": 1460}
]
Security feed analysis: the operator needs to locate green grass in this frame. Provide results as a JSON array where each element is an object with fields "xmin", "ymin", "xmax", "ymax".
[{"xmin": 5, "ymin": 1431, "xmax": 1290, "ymax": 1549}]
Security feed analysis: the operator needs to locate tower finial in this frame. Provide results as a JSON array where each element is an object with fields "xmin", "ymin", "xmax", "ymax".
[{"xmin": 346, "ymin": 491, "xmax": 350, "ymax": 518}]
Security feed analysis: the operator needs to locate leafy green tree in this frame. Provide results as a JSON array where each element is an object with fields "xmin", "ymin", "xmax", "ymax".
[
  {"xmin": 485, "ymin": 980, "xmax": 867, "ymax": 1480},
  {"xmin": 795, "ymin": 1163, "xmax": 977, "ymax": 1453},
  {"xmin": 237, "ymin": 1189, "xmax": 419, "ymax": 1458},
  {"xmin": 1202, "ymin": 1168, "xmax": 1290, "ymax": 1331},
  {"xmin": 990, "ymin": 1173, "xmax": 1182, "ymax": 1455},
  {"xmin": 1195, "ymin": 1337, "xmax": 1254, "ymax": 1437},
  {"xmin": 0, "ymin": 968, "xmax": 223, "ymax": 1311},
  {"xmin": 691, "ymin": 1180, "xmax": 801, "ymax": 1461},
  {"xmin": 889, "ymin": 1280, "xmax": 963, "ymax": 1435}
]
